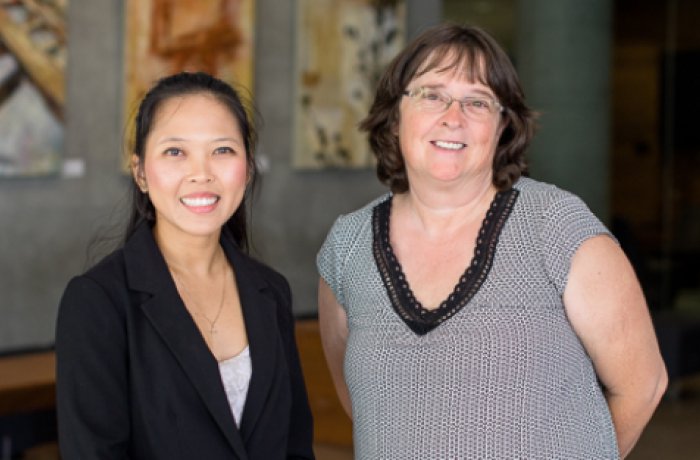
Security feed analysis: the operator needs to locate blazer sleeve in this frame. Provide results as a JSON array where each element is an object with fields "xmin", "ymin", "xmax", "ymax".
[
  {"xmin": 273, "ymin": 277, "xmax": 315, "ymax": 460},
  {"xmin": 55, "ymin": 275, "xmax": 132, "ymax": 459}
]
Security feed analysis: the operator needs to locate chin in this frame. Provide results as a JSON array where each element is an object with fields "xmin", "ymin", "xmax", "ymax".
[{"xmin": 175, "ymin": 220, "xmax": 227, "ymax": 239}]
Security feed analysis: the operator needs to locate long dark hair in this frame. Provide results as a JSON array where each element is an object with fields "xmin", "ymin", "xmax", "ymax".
[{"xmin": 125, "ymin": 71, "xmax": 258, "ymax": 249}]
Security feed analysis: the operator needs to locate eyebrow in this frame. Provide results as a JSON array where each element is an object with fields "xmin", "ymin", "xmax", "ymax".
[
  {"xmin": 422, "ymin": 84, "xmax": 497, "ymax": 99},
  {"xmin": 466, "ymin": 89, "xmax": 498, "ymax": 99},
  {"xmin": 155, "ymin": 136, "xmax": 243, "ymax": 145}
]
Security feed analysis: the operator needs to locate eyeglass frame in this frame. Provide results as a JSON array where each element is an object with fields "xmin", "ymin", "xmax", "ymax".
[{"xmin": 402, "ymin": 86, "xmax": 505, "ymax": 117}]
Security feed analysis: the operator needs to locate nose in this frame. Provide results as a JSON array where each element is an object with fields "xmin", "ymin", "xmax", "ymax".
[
  {"xmin": 439, "ymin": 100, "xmax": 465, "ymax": 128},
  {"xmin": 188, "ymin": 155, "xmax": 214, "ymax": 183}
]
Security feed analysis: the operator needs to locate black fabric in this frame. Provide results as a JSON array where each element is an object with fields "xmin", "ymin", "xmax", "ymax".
[
  {"xmin": 55, "ymin": 222, "xmax": 314, "ymax": 460},
  {"xmin": 372, "ymin": 189, "xmax": 519, "ymax": 335}
]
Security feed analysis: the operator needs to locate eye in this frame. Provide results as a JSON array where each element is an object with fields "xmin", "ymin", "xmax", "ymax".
[
  {"xmin": 214, "ymin": 146, "xmax": 235, "ymax": 155},
  {"xmin": 163, "ymin": 147, "xmax": 183, "ymax": 157},
  {"xmin": 421, "ymin": 89, "xmax": 442, "ymax": 101},
  {"xmin": 465, "ymin": 98, "xmax": 491, "ymax": 110}
]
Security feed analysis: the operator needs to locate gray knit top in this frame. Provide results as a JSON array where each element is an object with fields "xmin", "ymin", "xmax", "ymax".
[{"xmin": 317, "ymin": 177, "xmax": 619, "ymax": 459}]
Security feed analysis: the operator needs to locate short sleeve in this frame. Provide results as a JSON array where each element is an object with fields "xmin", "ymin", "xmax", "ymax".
[
  {"xmin": 540, "ymin": 192, "xmax": 616, "ymax": 295},
  {"xmin": 317, "ymin": 214, "xmax": 350, "ymax": 307}
]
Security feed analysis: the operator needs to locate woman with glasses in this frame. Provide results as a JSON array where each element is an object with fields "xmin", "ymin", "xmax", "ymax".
[{"xmin": 317, "ymin": 23, "xmax": 666, "ymax": 459}]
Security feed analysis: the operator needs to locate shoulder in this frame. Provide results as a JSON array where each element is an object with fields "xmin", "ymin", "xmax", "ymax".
[
  {"xmin": 74, "ymin": 222, "xmax": 158, "ymax": 294},
  {"xmin": 221, "ymin": 235, "xmax": 292, "ymax": 306},
  {"xmin": 60, "ymin": 225, "xmax": 155, "ymax": 317},
  {"xmin": 82, "ymin": 247, "xmax": 128, "ymax": 285},
  {"xmin": 318, "ymin": 193, "xmax": 389, "ymax": 267},
  {"xmin": 237, "ymin": 254, "xmax": 297, "ymax": 331},
  {"xmin": 243, "ymin": 253, "xmax": 290, "ymax": 295},
  {"xmin": 57, "ymin": 248, "xmax": 131, "ymax": 340},
  {"xmin": 317, "ymin": 194, "xmax": 389, "ymax": 301},
  {"xmin": 512, "ymin": 176, "xmax": 601, "ymax": 224},
  {"xmin": 62, "ymin": 247, "xmax": 128, "ymax": 302},
  {"xmin": 327, "ymin": 193, "xmax": 391, "ymax": 240},
  {"xmin": 513, "ymin": 176, "xmax": 582, "ymax": 209}
]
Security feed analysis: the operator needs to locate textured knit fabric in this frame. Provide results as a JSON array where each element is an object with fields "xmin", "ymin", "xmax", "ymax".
[
  {"xmin": 317, "ymin": 177, "xmax": 619, "ymax": 459},
  {"xmin": 219, "ymin": 346, "xmax": 252, "ymax": 425}
]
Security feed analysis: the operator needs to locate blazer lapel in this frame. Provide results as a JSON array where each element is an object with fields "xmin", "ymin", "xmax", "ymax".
[
  {"xmin": 123, "ymin": 224, "xmax": 249, "ymax": 460},
  {"xmin": 222, "ymin": 238, "xmax": 279, "ymax": 443}
]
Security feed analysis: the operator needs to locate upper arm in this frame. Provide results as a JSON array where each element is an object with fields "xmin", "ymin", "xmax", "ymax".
[
  {"xmin": 55, "ymin": 276, "xmax": 131, "ymax": 459},
  {"xmin": 563, "ymin": 235, "xmax": 666, "ymax": 395},
  {"xmin": 316, "ymin": 211, "xmax": 366, "ymax": 416},
  {"xmin": 318, "ymin": 277, "xmax": 351, "ymax": 416}
]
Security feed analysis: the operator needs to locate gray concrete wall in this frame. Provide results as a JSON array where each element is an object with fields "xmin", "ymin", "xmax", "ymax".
[
  {"xmin": 0, "ymin": 0, "xmax": 442, "ymax": 350},
  {"xmin": 516, "ymin": 0, "xmax": 612, "ymax": 220},
  {"xmin": 0, "ymin": 0, "xmax": 125, "ymax": 351}
]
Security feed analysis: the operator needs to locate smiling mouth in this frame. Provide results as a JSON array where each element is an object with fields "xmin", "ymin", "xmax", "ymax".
[
  {"xmin": 180, "ymin": 196, "xmax": 220, "ymax": 207},
  {"xmin": 432, "ymin": 140, "xmax": 466, "ymax": 150}
]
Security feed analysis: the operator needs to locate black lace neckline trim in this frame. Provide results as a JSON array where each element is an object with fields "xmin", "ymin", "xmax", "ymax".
[{"xmin": 372, "ymin": 188, "xmax": 519, "ymax": 336}]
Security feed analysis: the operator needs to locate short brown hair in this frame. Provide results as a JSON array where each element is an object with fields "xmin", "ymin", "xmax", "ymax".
[{"xmin": 360, "ymin": 23, "xmax": 536, "ymax": 193}]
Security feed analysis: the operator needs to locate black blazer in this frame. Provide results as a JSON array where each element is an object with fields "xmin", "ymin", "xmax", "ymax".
[{"xmin": 55, "ymin": 223, "xmax": 314, "ymax": 459}]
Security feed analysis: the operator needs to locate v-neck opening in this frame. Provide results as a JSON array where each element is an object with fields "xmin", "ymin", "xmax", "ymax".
[{"xmin": 372, "ymin": 188, "xmax": 519, "ymax": 335}]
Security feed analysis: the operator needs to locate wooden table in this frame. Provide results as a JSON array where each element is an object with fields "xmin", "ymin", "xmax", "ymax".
[{"xmin": 0, "ymin": 351, "xmax": 56, "ymax": 417}]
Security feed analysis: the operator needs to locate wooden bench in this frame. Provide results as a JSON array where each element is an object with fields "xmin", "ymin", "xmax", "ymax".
[
  {"xmin": 295, "ymin": 319, "xmax": 352, "ymax": 446},
  {"xmin": 0, "ymin": 349, "xmax": 57, "ymax": 458},
  {"xmin": 0, "ymin": 350, "xmax": 55, "ymax": 417},
  {"xmin": 0, "ymin": 322, "xmax": 353, "ymax": 449}
]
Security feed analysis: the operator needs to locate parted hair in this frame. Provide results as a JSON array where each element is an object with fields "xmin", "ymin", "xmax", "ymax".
[
  {"xmin": 126, "ymin": 71, "xmax": 257, "ymax": 249},
  {"xmin": 359, "ymin": 23, "xmax": 536, "ymax": 193}
]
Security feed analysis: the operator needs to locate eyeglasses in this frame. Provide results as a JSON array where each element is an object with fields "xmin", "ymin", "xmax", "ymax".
[{"xmin": 403, "ymin": 86, "xmax": 504, "ymax": 119}]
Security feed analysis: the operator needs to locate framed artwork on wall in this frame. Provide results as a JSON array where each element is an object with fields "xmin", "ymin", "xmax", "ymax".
[
  {"xmin": 0, "ymin": 0, "xmax": 66, "ymax": 178},
  {"xmin": 123, "ymin": 0, "xmax": 255, "ymax": 162},
  {"xmin": 293, "ymin": 0, "xmax": 405, "ymax": 169}
]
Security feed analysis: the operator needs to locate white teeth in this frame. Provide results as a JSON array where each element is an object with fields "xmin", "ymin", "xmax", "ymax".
[
  {"xmin": 434, "ymin": 140, "xmax": 466, "ymax": 150},
  {"xmin": 181, "ymin": 196, "xmax": 218, "ymax": 207}
]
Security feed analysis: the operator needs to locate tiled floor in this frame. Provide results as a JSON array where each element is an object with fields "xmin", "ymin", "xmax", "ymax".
[{"xmin": 313, "ymin": 374, "xmax": 700, "ymax": 460}]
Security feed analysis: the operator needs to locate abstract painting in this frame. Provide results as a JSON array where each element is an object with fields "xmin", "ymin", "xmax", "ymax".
[
  {"xmin": 123, "ymin": 0, "xmax": 255, "ymax": 155},
  {"xmin": 293, "ymin": 0, "xmax": 405, "ymax": 169},
  {"xmin": 0, "ymin": 0, "xmax": 66, "ymax": 177}
]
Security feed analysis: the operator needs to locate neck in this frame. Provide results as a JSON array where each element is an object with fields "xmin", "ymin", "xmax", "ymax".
[
  {"xmin": 395, "ymin": 177, "xmax": 497, "ymax": 236},
  {"xmin": 153, "ymin": 225, "xmax": 226, "ymax": 277}
]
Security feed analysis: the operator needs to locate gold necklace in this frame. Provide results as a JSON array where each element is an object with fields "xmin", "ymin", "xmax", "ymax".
[{"xmin": 171, "ymin": 266, "xmax": 228, "ymax": 336}]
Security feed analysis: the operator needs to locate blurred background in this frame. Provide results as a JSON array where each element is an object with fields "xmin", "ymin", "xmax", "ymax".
[{"xmin": 0, "ymin": 0, "xmax": 698, "ymax": 458}]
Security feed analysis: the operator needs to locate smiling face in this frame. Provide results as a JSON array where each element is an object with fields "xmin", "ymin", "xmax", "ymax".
[
  {"xmin": 397, "ymin": 61, "xmax": 504, "ymax": 192},
  {"xmin": 132, "ymin": 93, "xmax": 248, "ymax": 244}
]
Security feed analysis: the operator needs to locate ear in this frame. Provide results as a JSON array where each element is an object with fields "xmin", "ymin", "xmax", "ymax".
[{"xmin": 131, "ymin": 154, "xmax": 147, "ymax": 192}]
